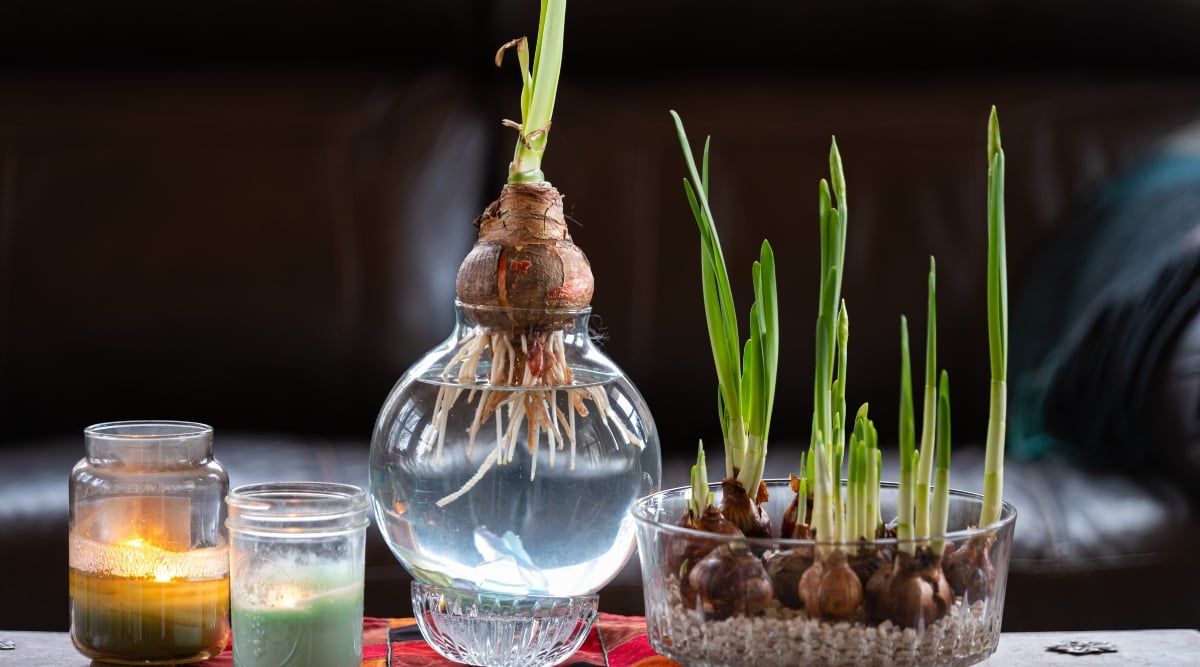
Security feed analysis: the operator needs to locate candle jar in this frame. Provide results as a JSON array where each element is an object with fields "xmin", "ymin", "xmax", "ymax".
[
  {"xmin": 226, "ymin": 482, "xmax": 369, "ymax": 667},
  {"xmin": 69, "ymin": 420, "xmax": 230, "ymax": 665}
]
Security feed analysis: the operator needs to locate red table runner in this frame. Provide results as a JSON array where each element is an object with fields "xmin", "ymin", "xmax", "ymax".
[{"xmin": 200, "ymin": 614, "xmax": 682, "ymax": 666}]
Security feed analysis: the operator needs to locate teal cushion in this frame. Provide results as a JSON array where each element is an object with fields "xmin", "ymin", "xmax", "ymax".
[{"xmin": 1010, "ymin": 140, "xmax": 1200, "ymax": 464}]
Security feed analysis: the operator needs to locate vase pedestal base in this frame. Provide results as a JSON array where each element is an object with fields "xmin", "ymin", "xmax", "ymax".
[{"xmin": 410, "ymin": 582, "xmax": 598, "ymax": 667}]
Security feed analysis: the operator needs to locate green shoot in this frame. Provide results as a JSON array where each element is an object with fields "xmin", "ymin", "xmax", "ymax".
[
  {"xmin": 845, "ymin": 404, "xmax": 874, "ymax": 542},
  {"xmin": 869, "ymin": 448, "xmax": 881, "ymax": 535},
  {"xmin": 846, "ymin": 437, "xmax": 860, "ymax": 544},
  {"xmin": 931, "ymin": 371, "xmax": 952, "ymax": 555},
  {"xmin": 812, "ymin": 143, "xmax": 849, "ymax": 461},
  {"xmin": 688, "ymin": 442, "xmax": 712, "ymax": 518},
  {"xmin": 851, "ymin": 406, "xmax": 882, "ymax": 538},
  {"xmin": 808, "ymin": 139, "xmax": 849, "ymax": 549},
  {"xmin": 792, "ymin": 452, "xmax": 809, "ymax": 529},
  {"xmin": 812, "ymin": 429, "xmax": 836, "ymax": 555},
  {"xmin": 897, "ymin": 316, "xmax": 916, "ymax": 554},
  {"xmin": 796, "ymin": 457, "xmax": 809, "ymax": 528},
  {"xmin": 915, "ymin": 257, "xmax": 938, "ymax": 540},
  {"xmin": 981, "ymin": 106, "xmax": 1009, "ymax": 528},
  {"xmin": 501, "ymin": 0, "xmax": 567, "ymax": 182},
  {"xmin": 833, "ymin": 299, "xmax": 849, "ymax": 540},
  {"xmin": 671, "ymin": 110, "xmax": 780, "ymax": 496}
]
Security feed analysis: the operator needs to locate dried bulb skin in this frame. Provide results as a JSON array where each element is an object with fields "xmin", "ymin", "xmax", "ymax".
[
  {"xmin": 780, "ymin": 477, "xmax": 813, "ymax": 540},
  {"xmin": 849, "ymin": 544, "xmax": 891, "ymax": 588},
  {"xmin": 720, "ymin": 477, "xmax": 772, "ymax": 538},
  {"xmin": 797, "ymin": 550, "xmax": 864, "ymax": 621},
  {"xmin": 943, "ymin": 534, "xmax": 996, "ymax": 602},
  {"xmin": 456, "ymin": 182, "xmax": 593, "ymax": 330},
  {"xmin": 668, "ymin": 506, "xmax": 743, "ymax": 574},
  {"xmin": 864, "ymin": 560, "xmax": 892, "ymax": 621},
  {"xmin": 866, "ymin": 548, "xmax": 954, "ymax": 628},
  {"xmin": 780, "ymin": 516, "xmax": 810, "ymax": 540},
  {"xmin": 683, "ymin": 544, "xmax": 774, "ymax": 620},
  {"xmin": 764, "ymin": 547, "xmax": 813, "ymax": 609}
]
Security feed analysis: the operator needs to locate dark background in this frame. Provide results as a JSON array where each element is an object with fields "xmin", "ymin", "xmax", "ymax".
[
  {"xmin": 4, "ymin": 0, "xmax": 1200, "ymax": 449},
  {"xmin": 3, "ymin": 0, "xmax": 1200, "ymax": 633}
]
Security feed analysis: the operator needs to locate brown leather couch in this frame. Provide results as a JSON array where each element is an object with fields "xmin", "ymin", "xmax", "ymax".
[{"xmin": 3, "ymin": 0, "xmax": 1200, "ymax": 633}]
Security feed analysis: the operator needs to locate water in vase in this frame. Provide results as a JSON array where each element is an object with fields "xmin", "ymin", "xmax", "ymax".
[{"xmin": 370, "ymin": 374, "xmax": 659, "ymax": 596}]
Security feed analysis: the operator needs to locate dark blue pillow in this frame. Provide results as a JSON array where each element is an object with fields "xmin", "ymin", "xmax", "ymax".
[{"xmin": 1010, "ymin": 131, "xmax": 1200, "ymax": 468}]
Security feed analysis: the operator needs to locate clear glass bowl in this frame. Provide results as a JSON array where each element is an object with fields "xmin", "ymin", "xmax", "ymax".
[{"xmin": 633, "ymin": 480, "xmax": 1016, "ymax": 667}]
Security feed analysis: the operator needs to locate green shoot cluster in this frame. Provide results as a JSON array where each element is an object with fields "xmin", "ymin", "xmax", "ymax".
[
  {"xmin": 813, "ymin": 108, "xmax": 1007, "ymax": 552},
  {"xmin": 895, "ymin": 262, "xmax": 953, "ymax": 556},
  {"xmin": 806, "ymin": 140, "xmax": 858, "ymax": 551},
  {"xmin": 671, "ymin": 110, "xmax": 780, "ymax": 497},
  {"xmin": 846, "ymin": 404, "xmax": 881, "ymax": 545},
  {"xmin": 670, "ymin": 107, "xmax": 1008, "ymax": 548}
]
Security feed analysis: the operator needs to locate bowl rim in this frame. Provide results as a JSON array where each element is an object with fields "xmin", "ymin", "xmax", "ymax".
[
  {"xmin": 632, "ymin": 478, "xmax": 1017, "ymax": 550},
  {"xmin": 411, "ymin": 580, "xmax": 601, "ymax": 604}
]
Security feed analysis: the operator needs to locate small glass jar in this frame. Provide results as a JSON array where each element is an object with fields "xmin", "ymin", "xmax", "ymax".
[
  {"xmin": 69, "ymin": 420, "xmax": 230, "ymax": 665},
  {"xmin": 226, "ymin": 482, "xmax": 369, "ymax": 667}
]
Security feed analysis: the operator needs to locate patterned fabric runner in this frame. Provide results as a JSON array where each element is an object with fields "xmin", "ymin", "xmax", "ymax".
[{"xmin": 198, "ymin": 614, "xmax": 682, "ymax": 666}]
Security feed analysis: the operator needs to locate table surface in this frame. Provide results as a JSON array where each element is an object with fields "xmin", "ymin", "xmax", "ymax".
[{"xmin": 2, "ymin": 628, "xmax": 1198, "ymax": 666}]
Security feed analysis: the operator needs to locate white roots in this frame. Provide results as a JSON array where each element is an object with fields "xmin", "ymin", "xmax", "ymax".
[{"xmin": 429, "ymin": 326, "xmax": 644, "ymax": 507}]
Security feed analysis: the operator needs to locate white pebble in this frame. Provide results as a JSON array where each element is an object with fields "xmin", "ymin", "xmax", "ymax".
[{"xmin": 650, "ymin": 577, "xmax": 1002, "ymax": 666}]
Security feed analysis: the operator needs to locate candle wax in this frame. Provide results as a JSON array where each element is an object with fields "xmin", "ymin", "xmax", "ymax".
[
  {"xmin": 232, "ymin": 582, "xmax": 363, "ymax": 667},
  {"xmin": 70, "ymin": 568, "xmax": 230, "ymax": 664}
]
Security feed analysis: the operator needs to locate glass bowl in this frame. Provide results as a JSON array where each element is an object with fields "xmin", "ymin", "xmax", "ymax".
[{"xmin": 633, "ymin": 480, "xmax": 1016, "ymax": 667}]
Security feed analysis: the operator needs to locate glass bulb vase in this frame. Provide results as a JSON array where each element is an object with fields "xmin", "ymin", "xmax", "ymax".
[{"xmin": 370, "ymin": 303, "xmax": 661, "ymax": 666}]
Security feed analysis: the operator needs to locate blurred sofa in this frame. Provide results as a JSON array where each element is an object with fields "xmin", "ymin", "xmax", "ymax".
[{"xmin": 4, "ymin": 0, "xmax": 1200, "ymax": 632}]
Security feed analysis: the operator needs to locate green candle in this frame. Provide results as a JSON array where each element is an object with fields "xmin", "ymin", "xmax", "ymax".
[
  {"xmin": 232, "ymin": 580, "xmax": 363, "ymax": 667},
  {"xmin": 225, "ymin": 482, "xmax": 370, "ymax": 667}
]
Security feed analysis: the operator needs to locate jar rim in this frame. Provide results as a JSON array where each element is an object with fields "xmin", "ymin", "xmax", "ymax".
[
  {"xmin": 84, "ymin": 420, "xmax": 213, "ymax": 440},
  {"xmin": 227, "ymin": 482, "xmax": 369, "ymax": 529}
]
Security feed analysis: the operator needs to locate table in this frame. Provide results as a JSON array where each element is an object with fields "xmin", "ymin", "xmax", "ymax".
[{"xmin": 2, "ymin": 624, "xmax": 1197, "ymax": 666}]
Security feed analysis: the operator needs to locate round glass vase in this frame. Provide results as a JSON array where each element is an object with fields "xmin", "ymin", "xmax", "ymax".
[
  {"xmin": 633, "ymin": 480, "xmax": 1017, "ymax": 667},
  {"xmin": 68, "ymin": 420, "xmax": 230, "ymax": 665},
  {"xmin": 370, "ymin": 302, "xmax": 662, "ymax": 667}
]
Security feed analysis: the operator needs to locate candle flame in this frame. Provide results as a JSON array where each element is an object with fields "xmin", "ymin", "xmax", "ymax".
[
  {"xmin": 118, "ymin": 536, "xmax": 178, "ymax": 582},
  {"xmin": 268, "ymin": 584, "xmax": 307, "ymax": 609}
]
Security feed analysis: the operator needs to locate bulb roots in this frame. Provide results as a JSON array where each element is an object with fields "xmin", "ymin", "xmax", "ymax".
[{"xmin": 424, "ymin": 327, "xmax": 643, "ymax": 506}]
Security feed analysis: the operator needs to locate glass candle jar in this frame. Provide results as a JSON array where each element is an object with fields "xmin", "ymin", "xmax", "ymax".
[
  {"xmin": 69, "ymin": 420, "xmax": 230, "ymax": 665},
  {"xmin": 226, "ymin": 482, "xmax": 369, "ymax": 667}
]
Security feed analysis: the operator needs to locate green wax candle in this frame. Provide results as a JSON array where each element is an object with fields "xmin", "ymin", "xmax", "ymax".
[{"xmin": 231, "ymin": 581, "xmax": 363, "ymax": 667}]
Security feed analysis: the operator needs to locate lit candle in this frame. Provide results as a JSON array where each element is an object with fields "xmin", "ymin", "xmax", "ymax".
[
  {"xmin": 69, "ymin": 533, "xmax": 230, "ymax": 663},
  {"xmin": 69, "ymin": 421, "xmax": 230, "ymax": 664},
  {"xmin": 226, "ymin": 482, "xmax": 369, "ymax": 667},
  {"xmin": 231, "ymin": 569, "xmax": 364, "ymax": 667}
]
